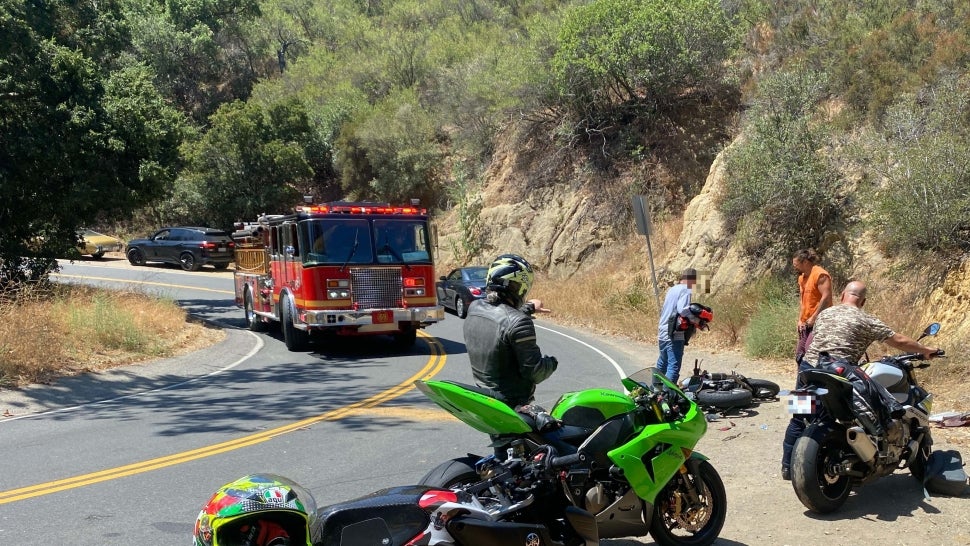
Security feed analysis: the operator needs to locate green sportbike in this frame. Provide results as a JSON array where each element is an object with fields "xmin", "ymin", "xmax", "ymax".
[{"xmin": 415, "ymin": 367, "xmax": 726, "ymax": 546}]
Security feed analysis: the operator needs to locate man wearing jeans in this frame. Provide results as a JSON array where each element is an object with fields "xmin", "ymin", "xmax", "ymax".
[{"xmin": 655, "ymin": 268, "xmax": 697, "ymax": 384}]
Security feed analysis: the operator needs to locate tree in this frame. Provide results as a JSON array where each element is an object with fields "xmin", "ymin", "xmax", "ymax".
[{"xmin": 0, "ymin": 0, "xmax": 184, "ymax": 286}]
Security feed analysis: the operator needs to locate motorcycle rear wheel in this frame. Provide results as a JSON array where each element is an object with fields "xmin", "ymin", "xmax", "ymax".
[
  {"xmin": 745, "ymin": 378, "xmax": 780, "ymax": 399},
  {"xmin": 791, "ymin": 426, "xmax": 852, "ymax": 513},
  {"xmin": 419, "ymin": 456, "xmax": 481, "ymax": 488},
  {"xmin": 649, "ymin": 459, "xmax": 726, "ymax": 546}
]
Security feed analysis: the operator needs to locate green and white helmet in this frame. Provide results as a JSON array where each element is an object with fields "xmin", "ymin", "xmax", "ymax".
[{"xmin": 486, "ymin": 254, "xmax": 535, "ymax": 306}]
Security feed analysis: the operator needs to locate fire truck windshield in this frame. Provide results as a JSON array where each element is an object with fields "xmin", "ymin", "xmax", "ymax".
[{"xmin": 302, "ymin": 218, "xmax": 431, "ymax": 266}]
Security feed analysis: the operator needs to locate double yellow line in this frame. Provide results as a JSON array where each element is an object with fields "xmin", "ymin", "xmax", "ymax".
[{"xmin": 0, "ymin": 333, "xmax": 446, "ymax": 505}]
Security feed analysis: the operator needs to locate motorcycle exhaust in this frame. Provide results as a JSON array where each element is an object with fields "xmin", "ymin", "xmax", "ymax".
[{"xmin": 846, "ymin": 426, "xmax": 877, "ymax": 463}]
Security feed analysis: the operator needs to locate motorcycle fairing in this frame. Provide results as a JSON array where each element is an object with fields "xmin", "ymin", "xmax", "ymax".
[
  {"xmin": 605, "ymin": 403, "xmax": 707, "ymax": 503},
  {"xmin": 798, "ymin": 369, "xmax": 856, "ymax": 422},
  {"xmin": 415, "ymin": 380, "xmax": 532, "ymax": 435},
  {"xmin": 551, "ymin": 389, "xmax": 637, "ymax": 428}
]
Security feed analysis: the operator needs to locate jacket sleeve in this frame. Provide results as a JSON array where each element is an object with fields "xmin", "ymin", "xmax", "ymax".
[{"xmin": 508, "ymin": 314, "xmax": 558, "ymax": 385}]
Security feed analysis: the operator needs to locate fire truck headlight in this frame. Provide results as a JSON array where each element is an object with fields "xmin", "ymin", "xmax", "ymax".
[
  {"xmin": 328, "ymin": 289, "xmax": 350, "ymax": 299},
  {"xmin": 405, "ymin": 288, "xmax": 425, "ymax": 297}
]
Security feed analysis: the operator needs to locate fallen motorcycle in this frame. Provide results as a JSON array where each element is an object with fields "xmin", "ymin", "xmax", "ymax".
[
  {"xmin": 681, "ymin": 359, "xmax": 780, "ymax": 412},
  {"xmin": 787, "ymin": 323, "xmax": 944, "ymax": 513},
  {"xmin": 416, "ymin": 367, "xmax": 727, "ymax": 546},
  {"xmin": 193, "ymin": 455, "xmax": 601, "ymax": 546}
]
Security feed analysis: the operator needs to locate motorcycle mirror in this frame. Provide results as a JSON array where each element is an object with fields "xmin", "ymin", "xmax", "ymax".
[{"xmin": 918, "ymin": 322, "xmax": 941, "ymax": 341}]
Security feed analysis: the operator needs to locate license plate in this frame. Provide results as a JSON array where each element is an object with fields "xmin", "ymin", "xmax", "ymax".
[
  {"xmin": 218, "ymin": 247, "xmax": 227, "ymax": 252},
  {"xmin": 372, "ymin": 310, "xmax": 394, "ymax": 324},
  {"xmin": 786, "ymin": 393, "xmax": 817, "ymax": 415}
]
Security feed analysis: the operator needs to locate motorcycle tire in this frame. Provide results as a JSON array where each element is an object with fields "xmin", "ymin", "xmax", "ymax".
[
  {"xmin": 696, "ymin": 388, "xmax": 753, "ymax": 410},
  {"xmin": 419, "ymin": 456, "xmax": 482, "ymax": 488},
  {"xmin": 650, "ymin": 459, "xmax": 726, "ymax": 546},
  {"xmin": 745, "ymin": 378, "xmax": 780, "ymax": 399},
  {"xmin": 908, "ymin": 436, "xmax": 933, "ymax": 482},
  {"xmin": 791, "ymin": 425, "xmax": 852, "ymax": 513}
]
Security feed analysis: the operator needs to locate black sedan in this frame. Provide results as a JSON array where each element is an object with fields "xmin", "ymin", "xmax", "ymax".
[
  {"xmin": 126, "ymin": 226, "xmax": 235, "ymax": 271},
  {"xmin": 436, "ymin": 266, "xmax": 488, "ymax": 318}
]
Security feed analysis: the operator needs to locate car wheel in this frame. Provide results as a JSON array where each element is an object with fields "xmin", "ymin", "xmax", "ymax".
[
  {"xmin": 179, "ymin": 252, "xmax": 201, "ymax": 271},
  {"xmin": 455, "ymin": 296, "xmax": 468, "ymax": 319},
  {"xmin": 213, "ymin": 262, "xmax": 230, "ymax": 270},
  {"xmin": 91, "ymin": 251, "xmax": 105, "ymax": 259},
  {"xmin": 127, "ymin": 248, "xmax": 146, "ymax": 266}
]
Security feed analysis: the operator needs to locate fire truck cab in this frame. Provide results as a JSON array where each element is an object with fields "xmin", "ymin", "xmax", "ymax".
[{"xmin": 232, "ymin": 201, "xmax": 445, "ymax": 351}]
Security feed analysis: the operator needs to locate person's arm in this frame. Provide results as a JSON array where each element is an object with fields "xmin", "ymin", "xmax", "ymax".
[
  {"xmin": 883, "ymin": 333, "xmax": 939, "ymax": 360},
  {"xmin": 807, "ymin": 274, "xmax": 832, "ymax": 328},
  {"xmin": 510, "ymin": 316, "xmax": 558, "ymax": 384}
]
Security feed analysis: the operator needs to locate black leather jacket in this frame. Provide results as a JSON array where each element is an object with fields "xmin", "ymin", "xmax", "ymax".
[{"xmin": 462, "ymin": 297, "xmax": 558, "ymax": 407}]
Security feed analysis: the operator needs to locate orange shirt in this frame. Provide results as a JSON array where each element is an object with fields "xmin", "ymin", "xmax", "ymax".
[{"xmin": 798, "ymin": 265, "xmax": 831, "ymax": 323}]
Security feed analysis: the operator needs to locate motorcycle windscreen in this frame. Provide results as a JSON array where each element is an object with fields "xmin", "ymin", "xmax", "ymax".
[{"xmin": 415, "ymin": 380, "xmax": 531, "ymax": 435}]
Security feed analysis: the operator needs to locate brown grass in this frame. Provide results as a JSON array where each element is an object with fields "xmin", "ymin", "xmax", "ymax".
[{"xmin": 0, "ymin": 283, "xmax": 225, "ymax": 388}]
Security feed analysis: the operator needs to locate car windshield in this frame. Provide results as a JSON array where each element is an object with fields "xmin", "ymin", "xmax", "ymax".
[{"xmin": 466, "ymin": 267, "xmax": 487, "ymax": 282}]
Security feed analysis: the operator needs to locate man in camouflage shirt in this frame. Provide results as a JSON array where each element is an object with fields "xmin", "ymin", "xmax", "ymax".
[{"xmin": 780, "ymin": 280, "xmax": 940, "ymax": 480}]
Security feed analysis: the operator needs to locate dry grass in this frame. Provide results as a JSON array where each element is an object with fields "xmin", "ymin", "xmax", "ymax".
[{"xmin": 0, "ymin": 283, "xmax": 225, "ymax": 388}]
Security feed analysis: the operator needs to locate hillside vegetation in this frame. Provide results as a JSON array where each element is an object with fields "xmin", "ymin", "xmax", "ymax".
[{"xmin": 2, "ymin": 1, "xmax": 968, "ymax": 388}]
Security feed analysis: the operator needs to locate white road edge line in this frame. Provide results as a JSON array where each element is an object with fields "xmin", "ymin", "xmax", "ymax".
[
  {"xmin": 1, "ymin": 331, "xmax": 264, "ymax": 422},
  {"xmin": 535, "ymin": 324, "xmax": 626, "ymax": 380}
]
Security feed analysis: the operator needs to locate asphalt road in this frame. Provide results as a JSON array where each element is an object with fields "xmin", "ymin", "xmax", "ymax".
[{"xmin": 0, "ymin": 257, "xmax": 654, "ymax": 545}]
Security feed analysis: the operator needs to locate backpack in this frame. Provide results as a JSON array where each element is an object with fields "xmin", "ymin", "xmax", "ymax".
[{"xmin": 923, "ymin": 449, "xmax": 969, "ymax": 497}]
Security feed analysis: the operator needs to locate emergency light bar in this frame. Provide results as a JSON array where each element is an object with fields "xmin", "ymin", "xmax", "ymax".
[{"xmin": 296, "ymin": 204, "xmax": 427, "ymax": 215}]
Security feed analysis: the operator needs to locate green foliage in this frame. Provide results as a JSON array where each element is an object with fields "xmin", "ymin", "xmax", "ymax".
[
  {"xmin": 446, "ymin": 164, "xmax": 484, "ymax": 264},
  {"xmin": 742, "ymin": 276, "xmax": 798, "ymax": 359},
  {"xmin": 335, "ymin": 88, "xmax": 443, "ymax": 204},
  {"xmin": 864, "ymin": 73, "xmax": 970, "ymax": 256},
  {"xmin": 552, "ymin": 0, "xmax": 737, "ymax": 125},
  {"xmin": 177, "ymin": 98, "xmax": 318, "ymax": 228},
  {"xmin": 0, "ymin": 1, "xmax": 184, "ymax": 284},
  {"xmin": 720, "ymin": 68, "xmax": 844, "ymax": 268}
]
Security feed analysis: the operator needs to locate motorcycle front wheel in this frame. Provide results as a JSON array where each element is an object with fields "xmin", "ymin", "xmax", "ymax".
[
  {"xmin": 791, "ymin": 425, "xmax": 852, "ymax": 513},
  {"xmin": 650, "ymin": 459, "xmax": 726, "ymax": 546}
]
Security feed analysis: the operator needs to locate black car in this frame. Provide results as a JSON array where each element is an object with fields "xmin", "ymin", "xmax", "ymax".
[
  {"xmin": 436, "ymin": 266, "xmax": 488, "ymax": 318},
  {"xmin": 126, "ymin": 227, "xmax": 235, "ymax": 271}
]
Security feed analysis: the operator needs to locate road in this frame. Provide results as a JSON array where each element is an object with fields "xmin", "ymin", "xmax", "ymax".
[{"xmin": 0, "ymin": 257, "xmax": 653, "ymax": 545}]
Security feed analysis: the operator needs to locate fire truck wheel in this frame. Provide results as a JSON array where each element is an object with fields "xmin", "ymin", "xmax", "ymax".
[
  {"xmin": 244, "ymin": 288, "xmax": 266, "ymax": 332},
  {"xmin": 393, "ymin": 328, "xmax": 417, "ymax": 349},
  {"xmin": 281, "ymin": 295, "xmax": 310, "ymax": 351}
]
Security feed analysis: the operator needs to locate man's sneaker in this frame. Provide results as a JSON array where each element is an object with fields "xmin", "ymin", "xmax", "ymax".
[{"xmin": 781, "ymin": 466, "xmax": 791, "ymax": 481}]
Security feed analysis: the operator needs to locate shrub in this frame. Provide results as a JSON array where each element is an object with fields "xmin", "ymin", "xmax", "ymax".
[{"xmin": 742, "ymin": 276, "xmax": 798, "ymax": 359}]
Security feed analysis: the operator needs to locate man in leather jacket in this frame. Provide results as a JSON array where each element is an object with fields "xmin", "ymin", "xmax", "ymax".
[{"xmin": 463, "ymin": 254, "xmax": 558, "ymax": 409}]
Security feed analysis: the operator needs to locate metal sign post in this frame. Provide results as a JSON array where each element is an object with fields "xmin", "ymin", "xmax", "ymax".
[{"xmin": 632, "ymin": 195, "xmax": 662, "ymax": 310}]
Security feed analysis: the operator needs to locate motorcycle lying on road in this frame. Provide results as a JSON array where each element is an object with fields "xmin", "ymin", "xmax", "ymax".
[
  {"xmin": 194, "ymin": 454, "xmax": 603, "ymax": 546},
  {"xmin": 415, "ymin": 367, "xmax": 727, "ymax": 546},
  {"xmin": 680, "ymin": 359, "xmax": 780, "ymax": 412},
  {"xmin": 787, "ymin": 323, "xmax": 944, "ymax": 513}
]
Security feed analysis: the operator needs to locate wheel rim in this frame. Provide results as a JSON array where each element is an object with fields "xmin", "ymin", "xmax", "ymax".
[
  {"xmin": 456, "ymin": 297, "xmax": 464, "ymax": 316},
  {"xmin": 816, "ymin": 444, "xmax": 851, "ymax": 499},
  {"xmin": 245, "ymin": 291, "xmax": 257, "ymax": 327},
  {"xmin": 180, "ymin": 253, "xmax": 195, "ymax": 270}
]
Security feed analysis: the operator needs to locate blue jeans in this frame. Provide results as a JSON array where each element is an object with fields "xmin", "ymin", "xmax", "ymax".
[{"xmin": 656, "ymin": 339, "xmax": 686, "ymax": 384}]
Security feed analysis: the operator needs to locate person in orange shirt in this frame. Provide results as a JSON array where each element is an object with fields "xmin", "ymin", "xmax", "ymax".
[{"xmin": 792, "ymin": 249, "xmax": 832, "ymax": 362}]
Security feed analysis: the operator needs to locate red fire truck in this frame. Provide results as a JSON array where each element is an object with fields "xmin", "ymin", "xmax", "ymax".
[{"xmin": 232, "ymin": 201, "xmax": 445, "ymax": 351}]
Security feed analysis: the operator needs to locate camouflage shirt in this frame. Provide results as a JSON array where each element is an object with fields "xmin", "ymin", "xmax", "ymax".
[{"xmin": 803, "ymin": 304, "xmax": 894, "ymax": 365}]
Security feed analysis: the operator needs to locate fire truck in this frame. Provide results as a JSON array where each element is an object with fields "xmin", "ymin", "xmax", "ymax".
[{"xmin": 232, "ymin": 201, "xmax": 445, "ymax": 351}]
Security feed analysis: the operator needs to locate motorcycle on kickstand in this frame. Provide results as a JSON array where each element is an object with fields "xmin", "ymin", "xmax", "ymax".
[
  {"xmin": 786, "ymin": 323, "xmax": 945, "ymax": 513},
  {"xmin": 415, "ymin": 367, "xmax": 727, "ymax": 546}
]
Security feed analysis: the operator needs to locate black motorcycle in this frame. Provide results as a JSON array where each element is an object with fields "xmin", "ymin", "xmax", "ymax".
[
  {"xmin": 787, "ymin": 323, "xmax": 944, "ymax": 513},
  {"xmin": 681, "ymin": 359, "xmax": 780, "ymax": 412}
]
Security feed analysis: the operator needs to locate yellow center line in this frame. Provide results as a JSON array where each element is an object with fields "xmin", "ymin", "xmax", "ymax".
[
  {"xmin": 0, "ymin": 332, "xmax": 446, "ymax": 505},
  {"xmin": 50, "ymin": 273, "xmax": 235, "ymax": 295}
]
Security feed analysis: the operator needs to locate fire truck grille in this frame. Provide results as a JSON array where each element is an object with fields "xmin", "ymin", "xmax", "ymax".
[{"xmin": 350, "ymin": 268, "xmax": 403, "ymax": 309}]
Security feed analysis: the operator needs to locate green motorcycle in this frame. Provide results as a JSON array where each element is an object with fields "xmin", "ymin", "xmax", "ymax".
[{"xmin": 416, "ymin": 367, "xmax": 726, "ymax": 546}]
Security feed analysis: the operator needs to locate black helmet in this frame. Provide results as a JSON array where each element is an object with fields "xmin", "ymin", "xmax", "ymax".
[{"xmin": 485, "ymin": 254, "xmax": 535, "ymax": 306}]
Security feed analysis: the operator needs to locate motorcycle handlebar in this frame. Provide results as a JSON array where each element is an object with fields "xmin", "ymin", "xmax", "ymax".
[{"xmin": 548, "ymin": 452, "xmax": 585, "ymax": 469}]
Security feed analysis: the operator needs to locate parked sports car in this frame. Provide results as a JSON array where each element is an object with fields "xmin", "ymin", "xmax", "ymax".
[
  {"xmin": 435, "ymin": 266, "xmax": 488, "ymax": 318},
  {"xmin": 77, "ymin": 229, "xmax": 124, "ymax": 259}
]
